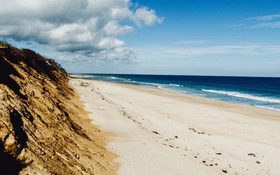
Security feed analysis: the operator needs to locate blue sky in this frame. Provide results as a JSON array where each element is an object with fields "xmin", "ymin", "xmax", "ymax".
[
  {"xmin": 128, "ymin": 0, "xmax": 280, "ymax": 43},
  {"xmin": 118, "ymin": 0, "xmax": 280, "ymax": 76},
  {"xmin": 121, "ymin": 0, "xmax": 280, "ymax": 76},
  {"xmin": 128, "ymin": 0, "xmax": 280, "ymax": 44},
  {"xmin": 1, "ymin": 0, "xmax": 280, "ymax": 76}
]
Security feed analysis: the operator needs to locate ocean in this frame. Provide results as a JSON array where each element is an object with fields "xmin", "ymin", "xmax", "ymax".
[{"xmin": 72, "ymin": 74, "xmax": 280, "ymax": 112}]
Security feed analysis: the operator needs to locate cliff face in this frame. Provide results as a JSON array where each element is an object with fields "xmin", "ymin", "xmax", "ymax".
[{"xmin": 0, "ymin": 42, "xmax": 116, "ymax": 175}]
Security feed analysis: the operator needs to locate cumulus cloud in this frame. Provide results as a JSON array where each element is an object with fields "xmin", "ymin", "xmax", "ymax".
[
  {"xmin": 0, "ymin": 0, "xmax": 163, "ymax": 61},
  {"xmin": 133, "ymin": 7, "xmax": 164, "ymax": 26}
]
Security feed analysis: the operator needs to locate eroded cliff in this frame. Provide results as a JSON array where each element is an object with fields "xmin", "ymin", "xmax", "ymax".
[{"xmin": 0, "ymin": 42, "xmax": 116, "ymax": 175}]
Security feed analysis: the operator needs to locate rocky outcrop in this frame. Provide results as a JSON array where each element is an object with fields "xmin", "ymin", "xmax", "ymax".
[{"xmin": 0, "ymin": 42, "xmax": 116, "ymax": 175}]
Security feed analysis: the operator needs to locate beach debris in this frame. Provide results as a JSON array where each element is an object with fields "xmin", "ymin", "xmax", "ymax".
[
  {"xmin": 256, "ymin": 161, "xmax": 261, "ymax": 164},
  {"xmin": 216, "ymin": 152, "xmax": 222, "ymax": 155},
  {"xmin": 248, "ymin": 153, "xmax": 256, "ymax": 157},
  {"xmin": 222, "ymin": 169, "xmax": 228, "ymax": 173},
  {"xmin": 174, "ymin": 135, "xmax": 178, "ymax": 138}
]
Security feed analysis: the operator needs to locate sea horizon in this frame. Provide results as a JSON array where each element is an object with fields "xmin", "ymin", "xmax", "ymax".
[{"xmin": 71, "ymin": 73, "xmax": 280, "ymax": 78}]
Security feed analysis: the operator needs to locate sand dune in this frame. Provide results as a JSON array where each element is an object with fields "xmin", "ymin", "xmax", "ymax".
[
  {"xmin": 0, "ymin": 43, "xmax": 116, "ymax": 175},
  {"xmin": 72, "ymin": 78, "xmax": 280, "ymax": 175}
]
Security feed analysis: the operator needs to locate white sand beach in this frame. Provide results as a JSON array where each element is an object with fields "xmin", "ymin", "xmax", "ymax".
[{"xmin": 71, "ymin": 78, "xmax": 280, "ymax": 175}]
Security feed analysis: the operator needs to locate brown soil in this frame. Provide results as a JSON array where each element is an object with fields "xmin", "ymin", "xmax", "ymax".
[{"xmin": 0, "ymin": 42, "xmax": 117, "ymax": 175}]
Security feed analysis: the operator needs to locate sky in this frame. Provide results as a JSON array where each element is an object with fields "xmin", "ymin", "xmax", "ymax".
[{"xmin": 0, "ymin": 0, "xmax": 280, "ymax": 77}]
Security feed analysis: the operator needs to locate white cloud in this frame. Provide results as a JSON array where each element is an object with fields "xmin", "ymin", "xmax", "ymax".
[
  {"xmin": 103, "ymin": 21, "xmax": 133, "ymax": 36},
  {"xmin": 248, "ymin": 14, "xmax": 280, "ymax": 21},
  {"xmin": 133, "ymin": 7, "xmax": 164, "ymax": 26},
  {"xmin": 98, "ymin": 38, "xmax": 125, "ymax": 49},
  {"xmin": 136, "ymin": 43, "xmax": 280, "ymax": 59},
  {"xmin": 245, "ymin": 14, "xmax": 280, "ymax": 29},
  {"xmin": 0, "ymin": 0, "xmax": 163, "ymax": 61}
]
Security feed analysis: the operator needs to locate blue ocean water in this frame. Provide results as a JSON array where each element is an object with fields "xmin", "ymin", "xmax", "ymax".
[{"xmin": 72, "ymin": 74, "xmax": 280, "ymax": 112}]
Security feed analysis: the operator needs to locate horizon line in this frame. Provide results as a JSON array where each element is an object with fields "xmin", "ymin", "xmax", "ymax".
[{"xmin": 69, "ymin": 73, "xmax": 280, "ymax": 78}]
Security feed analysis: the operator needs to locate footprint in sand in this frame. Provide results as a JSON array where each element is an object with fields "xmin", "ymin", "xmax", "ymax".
[
  {"xmin": 188, "ymin": 128, "xmax": 211, "ymax": 136},
  {"xmin": 152, "ymin": 131, "xmax": 160, "ymax": 135},
  {"xmin": 248, "ymin": 153, "xmax": 256, "ymax": 157}
]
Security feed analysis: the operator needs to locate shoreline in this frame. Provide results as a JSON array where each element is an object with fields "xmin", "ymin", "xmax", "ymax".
[
  {"xmin": 72, "ymin": 77, "xmax": 280, "ymax": 117},
  {"xmin": 71, "ymin": 78, "xmax": 280, "ymax": 175},
  {"xmin": 70, "ymin": 75, "xmax": 280, "ymax": 113}
]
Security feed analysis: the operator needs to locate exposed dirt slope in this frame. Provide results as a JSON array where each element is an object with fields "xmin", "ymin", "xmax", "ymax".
[{"xmin": 0, "ymin": 42, "xmax": 116, "ymax": 175}]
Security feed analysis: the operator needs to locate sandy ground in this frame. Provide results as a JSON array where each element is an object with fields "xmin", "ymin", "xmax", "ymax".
[{"xmin": 71, "ymin": 78, "xmax": 280, "ymax": 175}]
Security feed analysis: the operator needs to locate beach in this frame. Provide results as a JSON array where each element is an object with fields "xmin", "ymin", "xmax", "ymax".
[{"xmin": 71, "ymin": 78, "xmax": 280, "ymax": 175}]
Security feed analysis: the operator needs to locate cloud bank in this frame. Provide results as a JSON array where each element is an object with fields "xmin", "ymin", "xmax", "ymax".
[{"xmin": 0, "ymin": 0, "xmax": 163, "ymax": 61}]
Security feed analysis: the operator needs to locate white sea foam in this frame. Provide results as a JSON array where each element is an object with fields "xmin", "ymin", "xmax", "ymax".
[
  {"xmin": 201, "ymin": 89, "xmax": 280, "ymax": 104},
  {"xmin": 139, "ymin": 82, "xmax": 163, "ymax": 88},
  {"xmin": 70, "ymin": 74, "xmax": 94, "ymax": 78},
  {"xmin": 255, "ymin": 105, "xmax": 280, "ymax": 111},
  {"xmin": 109, "ymin": 76, "xmax": 118, "ymax": 79},
  {"xmin": 169, "ymin": 84, "xmax": 181, "ymax": 87}
]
